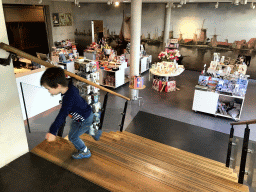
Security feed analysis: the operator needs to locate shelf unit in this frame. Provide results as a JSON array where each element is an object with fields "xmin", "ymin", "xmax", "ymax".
[
  {"xmin": 166, "ymin": 39, "xmax": 179, "ymax": 49},
  {"xmin": 99, "ymin": 68, "xmax": 128, "ymax": 89},
  {"xmin": 192, "ymin": 89, "xmax": 245, "ymax": 120}
]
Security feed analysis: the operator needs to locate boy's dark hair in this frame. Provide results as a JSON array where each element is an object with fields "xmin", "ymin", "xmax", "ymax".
[{"xmin": 40, "ymin": 67, "xmax": 68, "ymax": 88}]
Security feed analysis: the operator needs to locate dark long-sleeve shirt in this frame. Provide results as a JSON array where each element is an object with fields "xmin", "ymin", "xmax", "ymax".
[{"xmin": 49, "ymin": 83, "xmax": 92, "ymax": 135}]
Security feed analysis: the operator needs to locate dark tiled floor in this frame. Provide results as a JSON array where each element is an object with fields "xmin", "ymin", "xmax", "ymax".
[
  {"xmin": 126, "ymin": 110, "xmax": 230, "ymax": 163},
  {"xmin": 0, "ymin": 153, "xmax": 109, "ymax": 192}
]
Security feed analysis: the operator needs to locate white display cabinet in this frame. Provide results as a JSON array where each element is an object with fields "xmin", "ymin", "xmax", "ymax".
[
  {"xmin": 99, "ymin": 68, "xmax": 128, "ymax": 89},
  {"xmin": 140, "ymin": 57, "xmax": 148, "ymax": 73},
  {"xmin": 84, "ymin": 51, "xmax": 96, "ymax": 60},
  {"xmin": 192, "ymin": 89, "xmax": 245, "ymax": 121},
  {"xmin": 125, "ymin": 54, "xmax": 151, "ymax": 74}
]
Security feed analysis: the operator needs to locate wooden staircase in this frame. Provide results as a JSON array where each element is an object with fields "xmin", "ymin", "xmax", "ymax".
[{"xmin": 31, "ymin": 131, "xmax": 249, "ymax": 192}]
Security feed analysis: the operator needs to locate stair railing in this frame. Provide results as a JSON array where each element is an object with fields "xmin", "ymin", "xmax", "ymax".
[
  {"xmin": 226, "ymin": 119, "xmax": 256, "ymax": 185},
  {"xmin": 0, "ymin": 42, "xmax": 130, "ymax": 134}
]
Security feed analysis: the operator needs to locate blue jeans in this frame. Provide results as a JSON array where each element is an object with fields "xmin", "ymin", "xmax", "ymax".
[{"xmin": 68, "ymin": 111, "xmax": 94, "ymax": 152}]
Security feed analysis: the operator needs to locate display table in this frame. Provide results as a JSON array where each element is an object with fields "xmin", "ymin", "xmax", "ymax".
[
  {"xmin": 192, "ymin": 54, "xmax": 248, "ymax": 120},
  {"xmin": 150, "ymin": 68, "xmax": 184, "ymax": 78},
  {"xmin": 99, "ymin": 67, "xmax": 129, "ymax": 89},
  {"xmin": 129, "ymin": 85, "xmax": 146, "ymax": 90},
  {"xmin": 149, "ymin": 67, "xmax": 185, "ymax": 81},
  {"xmin": 193, "ymin": 89, "xmax": 245, "ymax": 121},
  {"xmin": 84, "ymin": 50, "xmax": 96, "ymax": 60}
]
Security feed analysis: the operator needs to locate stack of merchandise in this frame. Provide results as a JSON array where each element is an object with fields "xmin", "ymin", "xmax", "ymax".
[
  {"xmin": 51, "ymin": 43, "xmax": 78, "ymax": 64},
  {"xmin": 104, "ymin": 74, "xmax": 115, "ymax": 86},
  {"xmin": 152, "ymin": 77, "xmax": 176, "ymax": 92},
  {"xmin": 130, "ymin": 76, "xmax": 144, "ymax": 89},
  {"xmin": 103, "ymin": 44, "xmax": 112, "ymax": 55},
  {"xmin": 73, "ymin": 61, "xmax": 101, "ymax": 134},
  {"xmin": 197, "ymin": 75, "xmax": 248, "ymax": 97},
  {"xmin": 217, "ymin": 101, "xmax": 241, "ymax": 119}
]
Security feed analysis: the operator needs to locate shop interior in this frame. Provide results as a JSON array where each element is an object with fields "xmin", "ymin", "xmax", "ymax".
[{"xmin": 1, "ymin": 1, "xmax": 256, "ymax": 192}]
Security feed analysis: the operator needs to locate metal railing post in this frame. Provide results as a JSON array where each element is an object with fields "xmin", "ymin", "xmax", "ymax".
[
  {"xmin": 99, "ymin": 92, "xmax": 109, "ymax": 130},
  {"xmin": 246, "ymin": 142, "xmax": 256, "ymax": 186},
  {"xmin": 226, "ymin": 125, "xmax": 234, "ymax": 167},
  {"xmin": 238, "ymin": 124, "xmax": 250, "ymax": 184},
  {"xmin": 119, "ymin": 100, "xmax": 128, "ymax": 132},
  {"xmin": 20, "ymin": 82, "xmax": 31, "ymax": 133}
]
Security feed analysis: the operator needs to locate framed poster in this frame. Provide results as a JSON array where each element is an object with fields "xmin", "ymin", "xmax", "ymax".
[
  {"xmin": 52, "ymin": 13, "xmax": 59, "ymax": 27},
  {"xmin": 59, "ymin": 13, "xmax": 72, "ymax": 26}
]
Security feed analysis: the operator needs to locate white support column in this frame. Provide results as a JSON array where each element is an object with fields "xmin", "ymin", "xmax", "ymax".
[
  {"xmin": 163, "ymin": 3, "xmax": 171, "ymax": 48},
  {"xmin": 129, "ymin": 0, "xmax": 142, "ymax": 100},
  {"xmin": 91, "ymin": 20, "xmax": 95, "ymax": 43}
]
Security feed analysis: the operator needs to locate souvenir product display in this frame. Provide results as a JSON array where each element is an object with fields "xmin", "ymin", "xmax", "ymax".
[
  {"xmin": 130, "ymin": 76, "xmax": 144, "ymax": 89},
  {"xmin": 74, "ymin": 60, "xmax": 102, "ymax": 134},
  {"xmin": 193, "ymin": 52, "xmax": 249, "ymax": 120}
]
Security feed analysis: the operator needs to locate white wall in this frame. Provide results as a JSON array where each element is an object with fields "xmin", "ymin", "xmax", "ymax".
[
  {"xmin": 73, "ymin": 3, "xmax": 166, "ymax": 40},
  {"xmin": 50, "ymin": 1, "xmax": 75, "ymax": 42},
  {"xmin": 0, "ymin": 0, "xmax": 29, "ymax": 168}
]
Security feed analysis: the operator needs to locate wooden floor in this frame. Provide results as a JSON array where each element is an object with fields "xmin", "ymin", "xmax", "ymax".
[{"xmin": 31, "ymin": 131, "xmax": 249, "ymax": 192}]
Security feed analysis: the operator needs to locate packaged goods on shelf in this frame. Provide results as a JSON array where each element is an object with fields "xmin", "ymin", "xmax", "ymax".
[{"xmin": 193, "ymin": 52, "xmax": 248, "ymax": 120}]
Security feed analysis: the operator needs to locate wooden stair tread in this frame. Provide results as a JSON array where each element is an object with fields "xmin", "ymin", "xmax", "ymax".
[
  {"xmin": 100, "ymin": 132, "xmax": 238, "ymax": 182},
  {"xmin": 31, "ymin": 137, "xmax": 182, "ymax": 192},
  {"xmin": 109, "ymin": 131, "xmax": 235, "ymax": 177},
  {"xmin": 83, "ymin": 133, "xmax": 247, "ymax": 191},
  {"xmin": 31, "ymin": 132, "xmax": 249, "ymax": 192},
  {"xmin": 120, "ymin": 131, "xmax": 228, "ymax": 168},
  {"xmin": 116, "ymin": 131, "xmax": 239, "ymax": 179}
]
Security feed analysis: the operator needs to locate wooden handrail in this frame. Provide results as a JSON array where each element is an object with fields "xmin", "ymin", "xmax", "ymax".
[
  {"xmin": 230, "ymin": 119, "xmax": 256, "ymax": 126},
  {"xmin": 0, "ymin": 42, "xmax": 130, "ymax": 101}
]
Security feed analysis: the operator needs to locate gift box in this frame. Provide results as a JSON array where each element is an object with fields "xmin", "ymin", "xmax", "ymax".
[
  {"xmin": 134, "ymin": 76, "xmax": 144, "ymax": 89},
  {"xmin": 152, "ymin": 79, "xmax": 162, "ymax": 92},
  {"xmin": 165, "ymin": 81, "xmax": 176, "ymax": 92}
]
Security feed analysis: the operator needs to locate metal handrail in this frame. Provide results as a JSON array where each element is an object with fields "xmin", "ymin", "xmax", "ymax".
[
  {"xmin": 231, "ymin": 119, "xmax": 256, "ymax": 126},
  {"xmin": 0, "ymin": 42, "xmax": 130, "ymax": 101}
]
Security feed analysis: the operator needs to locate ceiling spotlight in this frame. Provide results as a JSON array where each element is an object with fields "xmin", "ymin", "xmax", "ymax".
[
  {"xmin": 177, "ymin": 4, "xmax": 182, "ymax": 8},
  {"xmin": 215, "ymin": 2, "xmax": 219, "ymax": 8},
  {"xmin": 233, "ymin": 0, "xmax": 240, "ymax": 5},
  {"xmin": 251, "ymin": 2, "xmax": 255, "ymax": 9},
  {"xmin": 107, "ymin": 0, "xmax": 112, "ymax": 5},
  {"xmin": 38, "ymin": 0, "xmax": 42, "ymax": 4},
  {"xmin": 114, "ymin": 1, "xmax": 120, "ymax": 7}
]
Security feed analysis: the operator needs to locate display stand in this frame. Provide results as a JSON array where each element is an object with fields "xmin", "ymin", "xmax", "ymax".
[
  {"xmin": 166, "ymin": 38, "xmax": 179, "ymax": 49},
  {"xmin": 74, "ymin": 60, "xmax": 101, "ymax": 132},
  {"xmin": 129, "ymin": 85, "xmax": 146, "ymax": 90},
  {"xmin": 149, "ymin": 65, "xmax": 184, "ymax": 92},
  {"xmin": 99, "ymin": 68, "xmax": 129, "ymax": 89},
  {"xmin": 129, "ymin": 85, "xmax": 146, "ymax": 106},
  {"xmin": 192, "ymin": 89, "xmax": 245, "ymax": 121},
  {"xmin": 192, "ymin": 54, "xmax": 248, "ymax": 120},
  {"xmin": 84, "ymin": 51, "xmax": 96, "ymax": 60}
]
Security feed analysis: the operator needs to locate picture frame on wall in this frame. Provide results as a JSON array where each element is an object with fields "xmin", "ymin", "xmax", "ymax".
[
  {"xmin": 59, "ymin": 13, "xmax": 73, "ymax": 26},
  {"xmin": 52, "ymin": 13, "xmax": 59, "ymax": 27}
]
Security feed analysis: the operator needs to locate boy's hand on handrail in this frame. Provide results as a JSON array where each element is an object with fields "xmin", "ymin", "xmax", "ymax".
[{"xmin": 45, "ymin": 133, "xmax": 57, "ymax": 142}]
